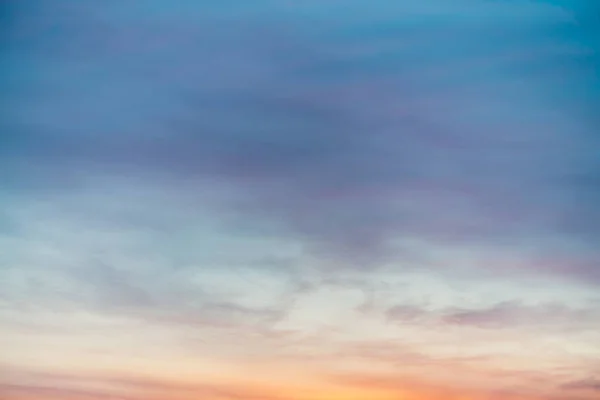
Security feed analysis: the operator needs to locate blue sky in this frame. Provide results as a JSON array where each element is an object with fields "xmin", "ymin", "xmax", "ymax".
[{"xmin": 1, "ymin": 1, "xmax": 599, "ymax": 400}]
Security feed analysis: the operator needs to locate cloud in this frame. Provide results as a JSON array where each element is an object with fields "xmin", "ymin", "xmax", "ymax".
[
  {"xmin": 0, "ymin": 186, "xmax": 311, "ymax": 344},
  {"xmin": 331, "ymin": 339, "xmax": 433, "ymax": 367},
  {"xmin": 1, "ymin": 0, "xmax": 598, "ymax": 277},
  {"xmin": 561, "ymin": 378, "xmax": 600, "ymax": 393},
  {"xmin": 0, "ymin": 369, "xmax": 296, "ymax": 400},
  {"xmin": 385, "ymin": 300, "xmax": 600, "ymax": 330},
  {"xmin": 385, "ymin": 304, "xmax": 428, "ymax": 322},
  {"xmin": 441, "ymin": 301, "xmax": 600, "ymax": 329},
  {"xmin": 0, "ymin": 384, "xmax": 131, "ymax": 400},
  {"xmin": 1, "ymin": 4, "xmax": 599, "ymax": 400}
]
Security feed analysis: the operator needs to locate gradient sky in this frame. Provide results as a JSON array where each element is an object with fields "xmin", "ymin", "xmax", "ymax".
[{"xmin": 1, "ymin": 1, "xmax": 599, "ymax": 399}]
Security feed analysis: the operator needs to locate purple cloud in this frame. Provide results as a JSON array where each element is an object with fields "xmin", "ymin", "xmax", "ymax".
[
  {"xmin": 561, "ymin": 378, "xmax": 600, "ymax": 393},
  {"xmin": 2, "ymin": 1, "xmax": 599, "ymax": 280},
  {"xmin": 385, "ymin": 300, "xmax": 600, "ymax": 330}
]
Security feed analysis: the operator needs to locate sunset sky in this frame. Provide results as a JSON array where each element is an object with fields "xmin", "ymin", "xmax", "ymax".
[{"xmin": 1, "ymin": 1, "xmax": 599, "ymax": 399}]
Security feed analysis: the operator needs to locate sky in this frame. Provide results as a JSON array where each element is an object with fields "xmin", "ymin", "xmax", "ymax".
[{"xmin": 1, "ymin": 1, "xmax": 599, "ymax": 399}]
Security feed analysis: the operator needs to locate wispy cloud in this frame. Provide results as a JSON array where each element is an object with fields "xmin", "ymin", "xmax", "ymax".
[
  {"xmin": 385, "ymin": 300, "xmax": 600, "ymax": 330},
  {"xmin": 561, "ymin": 378, "xmax": 600, "ymax": 392},
  {"xmin": 2, "ymin": 0, "xmax": 598, "ymax": 274},
  {"xmin": 1, "ymin": 2, "xmax": 599, "ymax": 400},
  {"xmin": 0, "ymin": 369, "xmax": 299, "ymax": 400}
]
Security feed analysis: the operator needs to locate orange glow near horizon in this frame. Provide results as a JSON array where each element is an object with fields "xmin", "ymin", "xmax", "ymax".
[{"xmin": 0, "ymin": 363, "xmax": 568, "ymax": 400}]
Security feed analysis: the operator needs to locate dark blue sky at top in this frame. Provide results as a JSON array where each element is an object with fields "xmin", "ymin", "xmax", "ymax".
[{"xmin": 1, "ymin": 0, "xmax": 599, "ymax": 280}]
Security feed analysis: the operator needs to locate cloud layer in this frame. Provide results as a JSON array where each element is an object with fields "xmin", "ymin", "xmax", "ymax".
[
  {"xmin": 3, "ymin": 0, "xmax": 599, "ymax": 268},
  {"xmin": 1, "ymin": 1, "xmax": 599, "ymax": 400}
]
